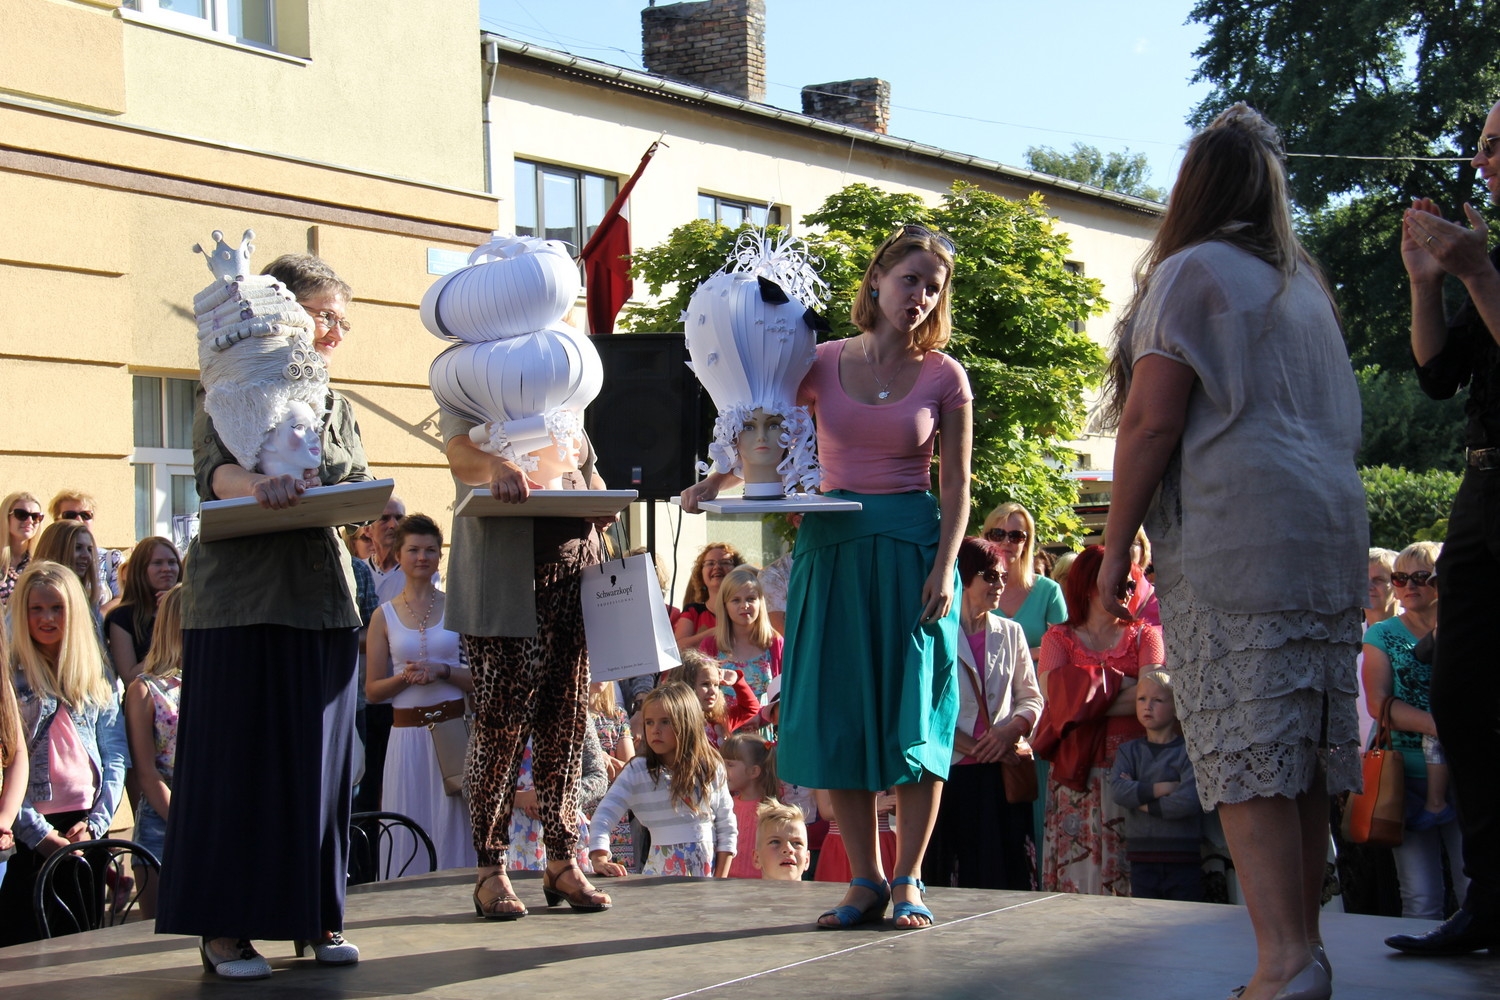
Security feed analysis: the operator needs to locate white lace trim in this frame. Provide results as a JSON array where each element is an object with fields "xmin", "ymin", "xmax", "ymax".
[{"xmin": 1158, "ymin": 575, "xmax": 1364, "ymax": 809}]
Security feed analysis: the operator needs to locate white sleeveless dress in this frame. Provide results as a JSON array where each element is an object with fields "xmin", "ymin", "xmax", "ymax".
[{"xmin": 380, "ymin": 598, "xmax": 476, "ymax": 870}]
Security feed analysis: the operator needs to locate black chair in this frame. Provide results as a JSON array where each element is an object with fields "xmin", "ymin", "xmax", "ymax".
[
  {"xmin": 349, "ymin": 811, "xmax": 438, "ymax": 885},
  {"xmin": 32, "ymin": 838, "xmax": 161, "ymax": 939}
]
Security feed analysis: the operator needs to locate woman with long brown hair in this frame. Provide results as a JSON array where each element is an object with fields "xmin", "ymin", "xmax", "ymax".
[
  {"xmin": 1098, "ymin": 104, "xmax": 1365, "ymax": 1000},
  {"xmin": 104, "ymin": 536, "xmax": 182, "ymax": 683}
]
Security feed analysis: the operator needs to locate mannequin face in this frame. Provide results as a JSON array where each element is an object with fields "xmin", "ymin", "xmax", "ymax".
[
  {"xmin": 258, "ymin": 399, "xmax": 322, "ymax": 479},
  {"xmin": 528, "ymin": 427, "xmax": 584, "ymax": 487},
  {"xmin": 736, "ymin": 408, "xmax": 785, "ymax": 485}
]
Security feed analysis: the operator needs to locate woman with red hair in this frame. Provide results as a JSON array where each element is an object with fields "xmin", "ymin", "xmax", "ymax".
[{"xmin": 1033, "ymin": 545, "xmax": 1163, "ymax": 896}]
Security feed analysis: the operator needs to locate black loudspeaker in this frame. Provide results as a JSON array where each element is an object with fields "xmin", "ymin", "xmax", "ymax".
[{"xmin": 586, "ymin": 333, "xmax": 714, "ymax": 501}]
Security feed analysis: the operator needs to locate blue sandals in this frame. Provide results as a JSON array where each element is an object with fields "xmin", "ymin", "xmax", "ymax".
[
  {"xmin": 817, "ymin": 877, "xmax": 890, "ymax": 929},
  {"xmin": 890, "ymin": 876, "xmax": 933, "ymax": 927}
]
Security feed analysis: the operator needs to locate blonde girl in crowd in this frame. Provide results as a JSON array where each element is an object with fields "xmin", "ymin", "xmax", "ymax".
[
  {"xmin": 124, "ymin": 584, "xmax": 184, "ymax": 918},
  {"xmin": 589, "ymin": 681, "xmax": 735, "ymax": 879},
  {"xmin": 700, "ymin": 565, "xmax": 783, "ymax": 707},
  {"xmin": 0, "ymin": 562, "xmax": 127, "ymax": 945},
  {"xmin": 676, "ymin": 648, "xmax": 759, "ymax": 747},
  {"xmin": 0, "ymin": 491, "xmax": 42, "ymax": 606},
  {"xmin": 673, "ymin": 542, "xmax": 745, "ymax": 651}
]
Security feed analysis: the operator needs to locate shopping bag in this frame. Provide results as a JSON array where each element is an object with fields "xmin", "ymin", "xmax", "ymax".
[
  {"xmin": 580, "ymin": 550, "xmax": 681, "ymax": 682},
  {"xmin": 1341, "ymin": 696, "xmax": 1405, "ymax": 847}
]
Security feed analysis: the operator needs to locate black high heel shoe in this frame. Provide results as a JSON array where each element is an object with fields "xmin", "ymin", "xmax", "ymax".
[{"xmin": 542, "ymin": 860, "xmax": 611, "ymax": 911}]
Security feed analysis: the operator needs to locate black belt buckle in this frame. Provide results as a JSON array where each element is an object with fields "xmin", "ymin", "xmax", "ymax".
[{"xmin": 1467, "ymin": 447, "xmax": 1500, "ymax": 471}]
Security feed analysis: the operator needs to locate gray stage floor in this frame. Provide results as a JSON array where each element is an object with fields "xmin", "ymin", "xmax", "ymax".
[{"xmin": 0, "ymin": 869, "xmax": 1496, "ymax": 998}]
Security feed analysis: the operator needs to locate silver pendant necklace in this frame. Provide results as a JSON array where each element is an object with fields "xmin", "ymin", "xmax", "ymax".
[{"xmin": 862, "ymin": 336, "xmax": 901, "ymax": 400}]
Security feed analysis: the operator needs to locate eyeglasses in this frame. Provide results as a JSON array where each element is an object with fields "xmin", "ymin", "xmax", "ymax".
[
  {"xmin": 978, "ymin": 569, "xmax": 1007, "ymax": 584},
  {"xmin": 1480, "ymin": 134, "xmax": 1500, "ymax": 158},
  {"xmin": 10, "ymin": 510, "xmax": 42, "ymax": 524},
  {"xmin": 307, "ymin": 309, "xmax": 352, "ymax": 334},
  {"xmin": 1391, "ymin": 571, "xmax": 1435, "ymax": 587},
  {"xmin": 893, "ymin": 223, "xmax": 956, "ymax": 257},
  {"xmin": 703, "ymin": 559, "xmax": 737, "ymax": 569},
  {"xmin": 59, "ymin": 510, "xmax": 94, "ymax": 521},
  {"xmin": 985, "ymin": 529, "xmax": 1029, "ymax": 545}
]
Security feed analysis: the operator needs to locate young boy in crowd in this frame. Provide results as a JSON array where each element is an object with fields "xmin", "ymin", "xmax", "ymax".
[
  {"xmin": 1108, "ymin": 670, "xmax": 1205, "ymax": 901},
  {"xmin": 752, "ymin": 800, "xmax": 811, "ymax": 881}
]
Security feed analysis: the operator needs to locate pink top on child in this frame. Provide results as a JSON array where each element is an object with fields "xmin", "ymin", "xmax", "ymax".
[
  {"xmin": 728, "ymin": 796, "xmax": 762, "ymax": 879},
  {"xmin": 797, "ymin": 340, "xmax": 972, "ymax": 494}
]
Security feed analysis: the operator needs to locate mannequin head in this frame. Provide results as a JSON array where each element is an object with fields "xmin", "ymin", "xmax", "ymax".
[
  {"xmin": 526, "ymin": 425, "xmax": 584, "ymax": 488},
  {"xmin": 257, "ymin": 399, "xmax": 322, "ymax": 479},
  {"xmin": 736, "ymin": 408, "xmax": 786, "ymax": 497}
]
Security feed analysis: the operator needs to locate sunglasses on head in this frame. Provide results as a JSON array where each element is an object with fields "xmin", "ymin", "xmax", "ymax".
[
  {"xmin": 1391, "ymin": 570, "xmax": 1435, "ymax": 587},
  {"xmin": 892, "ymin": 223, "xmax": 957, "ymax": 257},
  {"xmin": 59, "ymin": 510, "xmax": 94, "ymax": 521},
  {"xmin": 10, "ymin": 510, "xmax": 42, "ymax": 524},
  {"xmin": 985, "ymin": 528, "xmax": 1028, "ymax": 545}
]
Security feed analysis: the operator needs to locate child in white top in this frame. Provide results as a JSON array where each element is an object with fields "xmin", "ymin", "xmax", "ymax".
[{"xmin": 589, "ymin": 681, "xmax": 735, "ymax": 878}]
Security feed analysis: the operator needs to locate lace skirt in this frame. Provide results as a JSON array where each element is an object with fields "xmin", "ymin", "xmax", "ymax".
[{"xmin": 1159, "ymin": 575, "xmax": 1363, "ymax": 809}]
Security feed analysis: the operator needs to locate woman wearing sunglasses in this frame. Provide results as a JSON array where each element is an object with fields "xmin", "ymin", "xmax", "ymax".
[
  {"xmin": 1362, "ymin": 541, "xmax": 1466, "ymax": 921},
  {"xmin": 980, "ymin": 502, "xmax": 1067, "ymax": 661},
  {"xmin": 1032, "ymin": 544, "xmax": 1162, "ymax": 896},
  {"xmin": 682, "ymin": 223, "xmax": 972, "ymax": 929},
  {"xmin": 924, "ymin": 537, "xmax": 1042, "ymax": 891},
  {"xmin": 0, "ymin": 492, "xmax": 42, "ymax": 607}
]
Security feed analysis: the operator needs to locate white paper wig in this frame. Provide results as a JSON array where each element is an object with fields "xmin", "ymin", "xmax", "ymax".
[
  {"xmin": 191, "ymin": 229, "xmax": 329, "ymax": 470},
  {"xmin": 683, "ymin": 230, "xmax": 827, "ymax": 493},
  {"xmin": 421, "ymin": 234, "xmax": 580, "ymax": 343},
  {"xmin": 429, "ymin": 322, "xmax": 602, "ymax": 471}
]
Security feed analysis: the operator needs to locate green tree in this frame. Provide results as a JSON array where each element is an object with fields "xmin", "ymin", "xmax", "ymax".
[
  {"xmin": 1024, "ymin": 143, "xmax": 1166, "ymax": 202},
  {"xmin": 1355, "ymin": 366, "xmax": 1465, "ymax": 474},
  {"xmin": 622, "ymin": 182, "xmax": 1109, "ymax": 540},
  {"xmin": 1187, "ymin": 0, "xmax": 1500, "ymax": 455},
  {"xmin": 1360, "ymin": 464, "xmax": 1461, "ymax": 550}
]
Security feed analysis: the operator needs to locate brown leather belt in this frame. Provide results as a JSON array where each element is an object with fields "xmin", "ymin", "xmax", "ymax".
[
  {"xmin": 1467, "ymin": 447, "xmax": 1500, "ymax": 471},
  {"xmin": 391, "ymin": 698, "xmax": 467, "ymax": 728}
]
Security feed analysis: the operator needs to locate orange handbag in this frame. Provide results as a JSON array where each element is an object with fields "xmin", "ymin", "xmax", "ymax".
[{"xmin": 1341, "ymin": 696, "xmax": 1405, "ymax": 847}]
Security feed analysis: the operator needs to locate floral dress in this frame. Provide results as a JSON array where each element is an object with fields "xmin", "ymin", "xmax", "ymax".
[{"xmin": 590, "ymin": 708, "xmax": 634, "ymax": 871}]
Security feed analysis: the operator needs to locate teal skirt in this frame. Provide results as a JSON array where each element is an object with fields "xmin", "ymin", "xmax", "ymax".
[{"xmin": 778, "ymin": 491, "xmax": 960, "ymax": 790}]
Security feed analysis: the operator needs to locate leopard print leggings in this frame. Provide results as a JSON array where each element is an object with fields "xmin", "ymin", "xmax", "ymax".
[{"xmin": 464, "ymin": 556, "xmax": 590, "ymax": 867}]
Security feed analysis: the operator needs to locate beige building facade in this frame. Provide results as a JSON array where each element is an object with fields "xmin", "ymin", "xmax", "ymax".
[{"xmin": 2, "ymin": 0, "xmax": 496, "ymax": 555}]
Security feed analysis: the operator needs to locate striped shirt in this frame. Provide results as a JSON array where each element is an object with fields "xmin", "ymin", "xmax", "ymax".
[{"xmin": 588, "ymin": 757, "xmax": 736, "ymax": 856}]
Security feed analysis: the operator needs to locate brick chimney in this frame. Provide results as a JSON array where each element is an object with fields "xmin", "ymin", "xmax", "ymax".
[
  {"xmin": 802, "ymin": 78, "xmax": 891, "ymax": 134},
  {"xmin": 642, "ymin": 0, "xmax": 766, "ymax": 102}
]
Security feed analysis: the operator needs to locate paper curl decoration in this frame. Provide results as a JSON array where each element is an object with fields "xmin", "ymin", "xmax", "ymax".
[
  {"xmin": 421, "ymin": 235, "xmax": 581, "ymax": 343},
  {"xmin": 683, "ymin": 229, "xmax": 826, "ymax": 494},
  {"xmin": 190, "ymin": 229, "xmax": 329, "ymax": 471}
]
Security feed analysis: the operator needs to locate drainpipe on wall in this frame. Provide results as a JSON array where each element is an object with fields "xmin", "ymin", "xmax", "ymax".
[{"xmin": 482, "ymin": 38, "xmax": 501, "ymax": 208}]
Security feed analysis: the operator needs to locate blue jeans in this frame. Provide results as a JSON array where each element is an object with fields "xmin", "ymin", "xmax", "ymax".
[
  {"xmin": 1391, "ymin": 777, "xmax": 1468, "ymax": 919},
  {"xmin": 133, "ymin": 797, "xmax": 168, "ymax": 864}
]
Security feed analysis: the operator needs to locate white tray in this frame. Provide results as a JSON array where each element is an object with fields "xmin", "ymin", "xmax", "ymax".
[
  {"xmin": 673, "ymin": 495, "xmax": 864, "ymax": 515},
  {"xmin": 197, "ymin": 478, "xmax": 395, "ymax": 543},
  {"xmin": 456, "ymin": 488, "xmax": 638, "ymax": 518}
]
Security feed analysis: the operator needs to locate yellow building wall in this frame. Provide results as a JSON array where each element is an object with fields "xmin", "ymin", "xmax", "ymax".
[{"xmin": 0, "ymin": 0, "xmax": 126, "ymax": 114}]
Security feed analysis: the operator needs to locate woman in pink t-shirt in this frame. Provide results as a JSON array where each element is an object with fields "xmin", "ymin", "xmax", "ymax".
[{"xmin": 684, "ymin": 225, "xmax": 973, "ymax": 930}]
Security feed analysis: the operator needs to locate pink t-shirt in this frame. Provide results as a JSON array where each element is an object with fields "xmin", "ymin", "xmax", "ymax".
[
  {"xmin": 728, "ymin": 796, "xmax": 762, "ymax": 879},
  {"xmin": 797, "ymin": 340, "xmax": 972, "ymax": 494},
  {"xmin": 35, "ymin": 710, "xmax": 97, "ymax": 815}
]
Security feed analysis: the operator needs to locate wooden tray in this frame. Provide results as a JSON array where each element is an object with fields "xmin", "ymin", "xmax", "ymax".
[
  {"xmin": 674, "ymin": 495, "xmax": 864, "ymax": 515},
  {"xmin": 197, "ymin": 478, "xmax": 395, "ymax": 543},
  {"xmin": 456, "ymin": 489, "xmax": 638, "ymax": 518}
]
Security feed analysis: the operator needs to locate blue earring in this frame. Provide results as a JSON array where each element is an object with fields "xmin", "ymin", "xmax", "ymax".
[{"xmin": 871, "ymin": 289, "xmax": 879, "ymax": 300}]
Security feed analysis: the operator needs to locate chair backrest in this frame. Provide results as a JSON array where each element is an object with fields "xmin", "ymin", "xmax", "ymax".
[
  {"xmin": 32, "ymin": 838, "xmax": 162, "ymax": 939},
  {"xmin": 348, "ymin": 811, "xmax": 439, "ymax": 885}
]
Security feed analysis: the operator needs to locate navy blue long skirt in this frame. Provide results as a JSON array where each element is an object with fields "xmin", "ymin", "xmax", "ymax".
[{"xmin": 156, "ymin": 625, "xmax": 358, "ymax": 941}]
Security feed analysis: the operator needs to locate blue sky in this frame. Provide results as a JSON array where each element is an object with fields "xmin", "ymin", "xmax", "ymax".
[{"xmin": 479, "ymin": 0, "xmax": 1213, "ymax": 192}]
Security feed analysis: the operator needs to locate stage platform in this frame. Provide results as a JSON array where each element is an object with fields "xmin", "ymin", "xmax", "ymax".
[{"xmin": 1, "ymin": 869, "xmax": 1496, "ymax": 998}]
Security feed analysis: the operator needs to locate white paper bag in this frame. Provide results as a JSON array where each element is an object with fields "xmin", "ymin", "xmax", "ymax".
[{"xmin": 581, "ymin": 552, "xmax": 681, "ymax": 682}]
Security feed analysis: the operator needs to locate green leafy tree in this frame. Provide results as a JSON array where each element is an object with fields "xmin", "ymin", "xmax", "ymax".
[
  {"xmin": 1360, "ymin": 464, "xmax": 1461, "ymax": 550},
  {"xmin": 1355, "ymin": 366, "xmax": 1465, "ymax": 474},
  {"xmin": 622, "ymin": 182, "xmax": 1109, "ymax": 540},
  {"xmin": 1188, "ymin": 0, "xmax": 1500, "ymax": 462},
  {"xmin": 1024, "ymin": 143, "xmax": 1166, "ymax": 202}
]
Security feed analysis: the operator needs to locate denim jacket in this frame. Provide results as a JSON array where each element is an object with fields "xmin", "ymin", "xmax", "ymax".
[{"xmin": 13, "ymin": 671, "xmax": 127, "ymax": 849}]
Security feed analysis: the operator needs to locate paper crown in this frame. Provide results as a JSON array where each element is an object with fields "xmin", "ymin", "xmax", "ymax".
[
  {"xmin": 421, "ymin": 234, "xmax": 580, "ymax": 343},
  {"xmin": 683, "ymin": 230, "xmax": 826, "ymax": 492},
  {"xmin": 191, "ymin": 229, "xmax": 328, "ymax": 470},
  {"xmin": 423, "ymin": 234, "xmax": 600, "ymax": 470}
]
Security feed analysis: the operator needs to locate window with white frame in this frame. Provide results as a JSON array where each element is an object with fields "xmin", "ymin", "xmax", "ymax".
[
  {"xmin": 133, "ymin": 376, "xmax": 201, "ymax": 549},
  {"xmin": 124, "ymin": 0, "xmax": 279, "ymax": 50},
  {"xmin": 513, "ymin": 160, "xmax": 619, "ymax": 255},
  {"xmin": 698, "ymin": 195, "xmax": 782, "ymax": 228}
]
